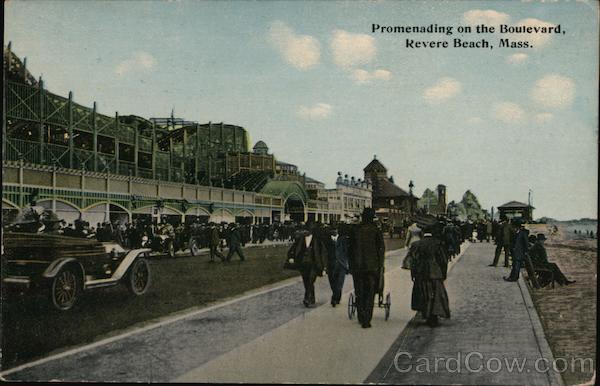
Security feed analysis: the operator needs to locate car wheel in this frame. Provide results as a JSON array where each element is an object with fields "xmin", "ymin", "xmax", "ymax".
[
  {"xmin": 50, "ymin": 266, "xmax": 80, "ymax": 311},
  {"xmin": 189, "ymin": 238, "xmax": 200, "ymax": 256},
  {"xmin": 127, "ymin": 258, "xmax": 151, "ymax": 295}
]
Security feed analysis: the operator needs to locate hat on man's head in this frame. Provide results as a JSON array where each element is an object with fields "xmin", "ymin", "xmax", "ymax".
[
  {"xmin": 512, "ymin": 217, "xmax": 525, "ymax": 226},
  {"xmin": 536, "ymin": 233, "xmax": 547, "ymax": 241},
  {"xmin": 414, "ymin": 214, "xmax": 438, "ymax": 232}
]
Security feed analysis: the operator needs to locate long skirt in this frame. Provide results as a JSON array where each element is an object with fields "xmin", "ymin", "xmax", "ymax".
[{"xmin": 411, "ymin": 279, "xmax": 450, "ymax": 319}]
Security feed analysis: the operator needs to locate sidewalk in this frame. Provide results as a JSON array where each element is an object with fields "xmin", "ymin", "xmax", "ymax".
[
  {"xmin": 366, "ymin": 242, "xmax": 562, "ymax": 385},
  {"xmin": 173, "ymin": 246, "xmax": 468, "ymax": 383}
]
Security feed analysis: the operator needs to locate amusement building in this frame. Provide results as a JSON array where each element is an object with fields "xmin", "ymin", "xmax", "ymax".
[
  {"xmin": 0, "ymin": 45, "xmax": 344, "ymax": 226},
  {"xmin": 1, "ymin": 44, "xmax": 437, "ymax": 227}
]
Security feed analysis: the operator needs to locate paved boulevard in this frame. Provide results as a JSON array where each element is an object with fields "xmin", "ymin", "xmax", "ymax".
[{"xmin": 2, "ymin": 242, "xmax": 562, "ymax": 385}]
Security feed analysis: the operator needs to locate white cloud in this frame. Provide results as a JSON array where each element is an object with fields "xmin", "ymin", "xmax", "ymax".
[
  {"xmin": 467, "ymin": 116, "xmax": 483, "ymax": 125},
  {"xmin": 462, "ymin": 9, "xmax": 510, "ymax": 27},
  {"xmin": 350, "ymin": 68, "xmax": 392, "ymax": 84},
  {"xmin": 422, "ymin": 77, "xmax": 462, "ymax": 104},
  {"xmin": 492, "ymin": 102, "xmax": 525, "ymax": 123},
  {"xmin": 513, "ymin": 18, "xmax": 556, "ymax": 48},
  {"xmin": 331, "ymin": 30, "xmax": 376, "ymax": 68},
  {"xmin": 115, "ymin": 51, "xmax": 156, "ymax": 76},
  {"xmin": 351, "ymin": 69, "xmax": 371, "ymax": 84},
  {"xmin": 297, "ymin": 103, "xmax": 332, "ymax": 120},
  {"xmin": 268, "ymin": 21, "xmax": 321, "ymax": 70},
  {"xmin": 530, "ymin": 74, "xmax": 575, "ymax": 108},
  {"xmin": 373, "ymin": 69, "xmax": 392, "ymax": 80},
  {"xmin": 506, "ymin": 53, "xmax": 528, "ymax": 65},
  {"xmin": 534, "ymin": 113, "xmax": 554, "ymax": 124}
]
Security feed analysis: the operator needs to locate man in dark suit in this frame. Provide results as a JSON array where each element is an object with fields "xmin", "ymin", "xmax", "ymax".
[
  {"xmin": 225, "ymin": 223, "xmax": 246, "ymax": 262},
  {"xmin": 287, "ymin": 222, "xmax": 327, "ymax": 308},
  {"xmin": 208, "ymin": 222, "xmax": 225, "ymax": 262},
  {"xmin": 490, "ymin": 219, "xmax": 513, "ymax": 267},
  {"xmin": 504, "ymin": 218, "xmax": 529, "ymax": 281},
  {"xmin": 327, "ymin": 225, "xmax": 350, "ymax": 307},
  {"xmin": 349, "ymin": 208, "xmax": 385, "ymax": 328}
]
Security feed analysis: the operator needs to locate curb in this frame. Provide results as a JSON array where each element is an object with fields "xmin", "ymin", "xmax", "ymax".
[
  {"xmin": 518, "ymin": 275, "xmax": 565, "ymax": 386},
  {"xmin": 365, "ymin": 241, "xmax": 470, "ymax": 383}
]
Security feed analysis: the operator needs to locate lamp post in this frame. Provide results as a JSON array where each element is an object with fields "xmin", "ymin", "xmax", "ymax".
[{"xmin": 528, "ymin": 189, "xmax": 533, "ymax": 221}]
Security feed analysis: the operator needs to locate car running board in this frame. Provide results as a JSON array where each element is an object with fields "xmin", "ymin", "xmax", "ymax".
[{"xmin": 84, "ymin": 248, "xmax": 151, "ymax": 290}]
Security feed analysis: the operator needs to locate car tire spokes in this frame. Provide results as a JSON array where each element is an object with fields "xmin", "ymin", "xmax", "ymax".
[
  {"xmin": 52, "ymin": 268, "xmax": 78, "ymax": 311},
  {"xmin": 128, "ymin": 258, "xmax": 151, "ymax": 296}
]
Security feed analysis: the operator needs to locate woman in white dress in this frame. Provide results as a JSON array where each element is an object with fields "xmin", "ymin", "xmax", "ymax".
[{"xmin": 402, "ymin": 222, "xmax": 422, "ymax": 269}]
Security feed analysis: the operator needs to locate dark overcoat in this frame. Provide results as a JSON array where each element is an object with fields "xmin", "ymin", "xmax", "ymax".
[
  {"xmin": 511, "ymin": 228, "xmax": 529, "ymax": 261},
  {"xmin": 349, "ymin": 223, "xmax": 385, "ymax": 273},
  {"xmin": 409, "ymin": 236, "xmax": 450, "ymax": 319},
  {"xmin": 227, "ymin": 228, "xmax": 243, "ymax": 248},
  {"xmin": 287, "ymin": 234, "xmax": 327, "ymax": 274}
]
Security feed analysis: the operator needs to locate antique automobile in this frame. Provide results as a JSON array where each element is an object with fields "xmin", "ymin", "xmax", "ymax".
[
  {"xmin": 145, "ymin": 222, "xmax": 180, "ymax": 258},
  {"xmin": 146, "ymin": 223, "xmax": 194, "ymax": 258},
  {"xmin": 147, "ymin": 233, "xmax": 176, "ymax": 258},
  {"xmin": 2, "ymin": 232, "xmax": 152, "ymax": 311}
]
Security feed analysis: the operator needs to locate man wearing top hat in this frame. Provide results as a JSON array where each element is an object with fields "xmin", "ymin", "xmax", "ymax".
[{"xmin": 349, "ymin": 207, "xmax": 385, "ymax": 328}]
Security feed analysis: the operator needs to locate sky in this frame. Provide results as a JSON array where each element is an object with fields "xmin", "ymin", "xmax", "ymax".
[{"xmin": 4, "ymin": 0, "xmax": 598, "ymax": 220}]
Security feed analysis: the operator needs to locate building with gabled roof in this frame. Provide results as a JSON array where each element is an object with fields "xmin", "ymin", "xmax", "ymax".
[
  {"xmin": 363, "ymin": 156, "xmax": 417, "ymax": 226},
  {"xmin": 498, "ymin": 201, "xmax": 534, "ymax": 221}
]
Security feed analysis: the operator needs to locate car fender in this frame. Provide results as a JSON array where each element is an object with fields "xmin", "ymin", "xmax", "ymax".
[
  {"xmin": 43, "ymin": 258, "xmax": 85, "ymax": 279},
  {"xmin": 111, "ymin": 248, "xmax": 152, "ymax": 281}
]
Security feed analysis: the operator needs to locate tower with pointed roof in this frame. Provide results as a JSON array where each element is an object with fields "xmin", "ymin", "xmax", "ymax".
[
  {"xmin": 362, "ymin": 156, "xmax": 418, "ymax": 227},
  {"xmin": 363, "ymin": 155, "xmax": 388, "ymax": 182}
]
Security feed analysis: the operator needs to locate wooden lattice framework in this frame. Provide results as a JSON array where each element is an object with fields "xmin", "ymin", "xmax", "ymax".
[{"xmin": 2, "ymin": 45, "xmax": 275, "ymax": 189}]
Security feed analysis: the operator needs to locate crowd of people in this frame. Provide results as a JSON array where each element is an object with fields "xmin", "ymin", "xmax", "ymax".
[
  {"xmin": 285, "ymin": 211, "xmax": 580, "ymax": 330},
  {"xmin": 6, "ymin": 201, "xmax": 577, "ymax": 329},
  {"xmin": 284, "ymin": 209, "xmax": 465, "ymax": 328},
  {"xmin": 4, "ymin": 202, "xmax": 305, "ymax": 262},
  {"xmin": 285, "ymin": 208, "xmax": 386, "ymax": 328},
  {"xmin": 572, "ymin": 229, "xmax": 596, "ymax": 238}
]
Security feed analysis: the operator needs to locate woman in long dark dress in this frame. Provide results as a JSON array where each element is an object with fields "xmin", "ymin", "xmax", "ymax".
[{"xmin": 409, "ymin": 223, "xmax": 450, "ymax": 327}]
